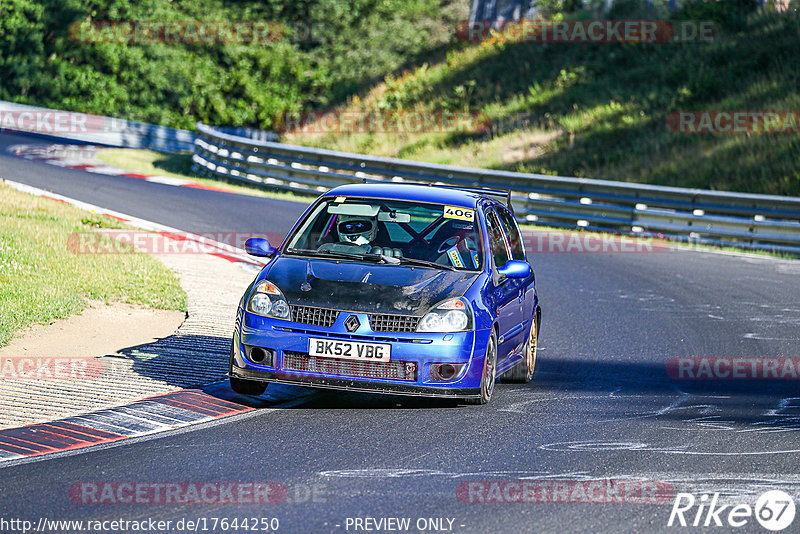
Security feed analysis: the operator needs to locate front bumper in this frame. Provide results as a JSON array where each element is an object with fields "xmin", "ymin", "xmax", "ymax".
[
  {"xmin": 232, "ymin": 311, "xmax": 490, "ymax": 399},
  {"xmin": 229, "ymin": 368, "xmax": 481, "ymax": 398}
]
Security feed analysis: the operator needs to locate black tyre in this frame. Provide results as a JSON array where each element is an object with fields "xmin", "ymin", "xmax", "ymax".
[
  {"xmin": 229, "ymin": 340, "xmax": 267, "ymax": 396},
  {"xmin": 502, "ymin": 313, "xmax": 538, "ymax": 383},
  {"xmin": 466, "ymin": 330, "xmax": 497, "ymax": 405},
  {"xmin": 229, "ymin": 375, "xmax": 267, "ymax": 396}
]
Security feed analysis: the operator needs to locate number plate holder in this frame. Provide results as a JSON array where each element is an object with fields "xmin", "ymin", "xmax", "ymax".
[{"xmin": 308, "ymin": 338, "xmax": 391, "ymax": 362}]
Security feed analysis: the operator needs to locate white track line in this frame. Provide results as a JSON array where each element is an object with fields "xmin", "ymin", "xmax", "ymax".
[{"xmin": 1, "ymin": 177, "xmax": 265, "ymax": 270}]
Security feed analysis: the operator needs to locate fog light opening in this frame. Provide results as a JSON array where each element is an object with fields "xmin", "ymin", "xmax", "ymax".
[
  {"xmin": 249, "ymin": 346, "xmax": 268, "ymax": 364},
  {"xmin": 440, "ymin": 363, "xmax": 457, "ymax": 380},
  {"xmin": 430, "ymin": 362, "xmax": 464, "ymax": 382}
]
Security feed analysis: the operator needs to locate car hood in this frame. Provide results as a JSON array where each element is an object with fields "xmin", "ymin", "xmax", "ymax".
[{"xmin": 264, "ymin": 255, "xmax": 479, "ymax": 316}]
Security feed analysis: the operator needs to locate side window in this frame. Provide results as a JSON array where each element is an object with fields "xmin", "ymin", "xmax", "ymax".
[
  {"xmin": 485, "ymin": 209, "xmax": 511, "ymax": 268},
  {"xmin": 496, "ymin": 207, "xmax": 525, "ymax": 261}
]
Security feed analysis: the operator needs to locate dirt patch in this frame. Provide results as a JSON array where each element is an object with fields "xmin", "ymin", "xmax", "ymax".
[
  {"xmin": 0, "ymin": 301, "xmax": 185, "ymax": 359},
  {"xmin": 502, "ymin": 130, "xmax": 563, "ymax": 164}
]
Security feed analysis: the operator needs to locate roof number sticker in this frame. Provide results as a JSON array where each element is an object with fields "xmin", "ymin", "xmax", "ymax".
[{"xmin": 444, "ymin": 206, "xmax": 474, "ymax": 221}]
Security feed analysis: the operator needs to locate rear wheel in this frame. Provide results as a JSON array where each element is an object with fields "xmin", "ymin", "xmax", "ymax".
[
  {"xmin": 466, "ymin": 331, "xmax": 497, "ymax": 405},
  {"xmin": 229, "ymin": 340, "xmax": 267, "ymax": 396},
  {"xmin": 502, "ymin": 314, "xmax": 537, "ymax": 383}
]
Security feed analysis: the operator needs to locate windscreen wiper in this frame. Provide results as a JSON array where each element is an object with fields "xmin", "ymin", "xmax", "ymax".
[
  {"xmin": 396, "ymin": 256, "xmax": 456, "ymax": 271},
  {"xmin": 288, "ymin": 248, "xmax": 399, "ymax": 264}
]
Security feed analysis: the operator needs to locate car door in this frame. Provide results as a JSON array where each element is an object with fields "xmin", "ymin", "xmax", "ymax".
[
  {"xmin": 495, "ymin": 206, "xmax": 535, "ymax": 352},
  {"xmin": 484, "ymin": 207, "xmax": 523, "ymax": 362}
]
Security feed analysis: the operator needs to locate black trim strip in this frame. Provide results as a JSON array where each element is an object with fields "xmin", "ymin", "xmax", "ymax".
[{"xmin": 230, "ymin": 368, "xmax": 481, "ymax": 399}]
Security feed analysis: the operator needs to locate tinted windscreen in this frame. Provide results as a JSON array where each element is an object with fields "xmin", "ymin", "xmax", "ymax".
[{"xmin": 286, "ymin": 197, "xmax": 484, "ymax": 270}]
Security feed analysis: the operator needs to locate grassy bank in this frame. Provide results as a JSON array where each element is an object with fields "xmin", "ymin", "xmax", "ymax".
[
  {"xmin": 0, "ymin": 183, "xmax": 186, "ymax": 346},
  {"xmin": 285, "ymin": 11, "xmax": 800, "ymax": 196},
  {"xmin": 4, "ymin": 1, "xmax": 797, "ymax": 195}
]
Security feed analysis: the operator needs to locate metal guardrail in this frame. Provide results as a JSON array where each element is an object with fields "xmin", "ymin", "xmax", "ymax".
[
  {"xmin": 193, "ymin": 122, "xmax": 800, "ymax": 253},
  {"xmin": 0, "ymin": 100, "xmax": 195, "ymax": 152}
]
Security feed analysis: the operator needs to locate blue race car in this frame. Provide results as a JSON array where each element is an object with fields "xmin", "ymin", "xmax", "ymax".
[{"xmin": 230, "ymin": 183, "xmax": 540, "ymax": 404}]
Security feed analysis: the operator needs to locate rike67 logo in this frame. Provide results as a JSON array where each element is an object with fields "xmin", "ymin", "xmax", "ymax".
[{"xmin": 668, "ymin": 490, "xmax": 796, "ymax": 531}]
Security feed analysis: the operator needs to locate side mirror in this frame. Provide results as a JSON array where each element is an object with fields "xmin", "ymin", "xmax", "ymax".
[
  {"xmin": 497, "ymin": 259, "xmax": 531, "ymax": 279},
  {"xmin": 244, "ymin": 237, "xmax": 276, "ymax": 257}
]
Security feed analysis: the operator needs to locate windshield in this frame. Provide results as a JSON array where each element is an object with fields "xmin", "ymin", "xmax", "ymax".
[{"xmin": 285, "ymin": 197, "xmax": 483, "ymax": 271}]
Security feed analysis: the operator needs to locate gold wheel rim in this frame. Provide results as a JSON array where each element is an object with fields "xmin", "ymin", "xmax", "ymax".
[{"xmin": 527, "ymin": 318, "xmax": 537, "ymax": 372}]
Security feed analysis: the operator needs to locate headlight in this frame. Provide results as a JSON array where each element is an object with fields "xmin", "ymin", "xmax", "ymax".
[
  {"xmin": 247, "ymin": 280, "xmax": 290, "ymax": 320},
  {"xmin": 417, "ymin": 298, "xmax": 472, "ymax": 333}
]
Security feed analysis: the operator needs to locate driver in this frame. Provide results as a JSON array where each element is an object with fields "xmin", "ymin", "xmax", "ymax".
[
  {"xmin": 337, "ymin": 214, "xmax": 377, "ymax": 248},
  {"xmin": 318, "ymin": 214, "xmax": 378, "ymax": 253}
]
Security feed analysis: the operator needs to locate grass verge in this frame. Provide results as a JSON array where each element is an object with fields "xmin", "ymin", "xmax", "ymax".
[
  {"xmin": 285, "ymin": 11, "xmax": 800, "ymax": 196},
  {"xmin": 96, "ymin": 149, "xmax": 312, "ymax": 203},
  {"xmin": 0, "ymin": 183, "xmax": 187, "ymax": 347}
]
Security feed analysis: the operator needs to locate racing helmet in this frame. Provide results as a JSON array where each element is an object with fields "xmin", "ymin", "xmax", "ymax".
[{"xmin": 337, "ymin": 214, "xmax": 378, "ymax": 246}]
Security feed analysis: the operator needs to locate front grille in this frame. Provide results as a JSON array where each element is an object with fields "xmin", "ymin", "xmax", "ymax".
[
  {"xmin": 368, "ymin": 314, "xmax": 420, "ymax": 332},
  {"xmin": 283, "ymin": 352, "xmax": 417, "ymax": 381},
  {"xmin": 288, "ymin": 305, "xmax": 420, "ymax": 333},
  {"xmin": 290, "ymin": 305, "xmax": 339, "ymax": 328}
]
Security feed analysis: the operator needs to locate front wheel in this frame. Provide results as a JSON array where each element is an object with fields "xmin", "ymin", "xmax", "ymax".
[
  {"xmin": 465, "ymin": 330, "xmax": 497, "ymax": 405},
  {"xmin": 229, "ymin": 340, "xmax": 267, "ymax": 396},
  {"xmin": 229, "ymin": 375, "xmax": 267, "ymax": 396}
]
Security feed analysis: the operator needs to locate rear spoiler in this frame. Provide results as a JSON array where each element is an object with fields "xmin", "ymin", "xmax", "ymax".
[{"xmin": 361, "ymin": 179, "xmax": 514, "ymax": 213}]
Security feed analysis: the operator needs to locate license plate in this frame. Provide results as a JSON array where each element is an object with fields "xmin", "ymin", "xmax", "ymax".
[{"xmin": 308, "ymin": 338, "xmax": 391, "ymax": 362}]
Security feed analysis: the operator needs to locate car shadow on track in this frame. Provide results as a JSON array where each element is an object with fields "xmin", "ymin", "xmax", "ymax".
[
  {"xmin": 533, "ymin": 356, "xmax": 800, "ymax": 397},
  {"xmin": 110, "ymin": 333, "xmax": 230, "ymax": 388},
  {"xmin": 271, "ymin": 389, "xmax": 465, "ymax": 410},
  {"xmin": 111, "ymin": 332, "xmax": 464, "ymax": 411},
  {"xmin": 523, "ymin": 356, "xmax": 800, "ymax": 428},
  {"xmin": 114, "ymin": 332, "xmax": 799, "ymax": 420},
  {"xmin": 109, "ymin": 333, "xmax": 309, "ymax": 409}
]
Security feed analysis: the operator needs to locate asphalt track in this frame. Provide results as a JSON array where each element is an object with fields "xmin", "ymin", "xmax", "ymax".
[{"xmin": 2, "ymin": 131, "xmax": 800, "ymax": 533}]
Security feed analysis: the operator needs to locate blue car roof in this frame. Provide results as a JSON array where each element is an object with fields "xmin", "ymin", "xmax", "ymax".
[{"xmin": 322, "ymin": 183, "xmax": 489, "ymax": 208}]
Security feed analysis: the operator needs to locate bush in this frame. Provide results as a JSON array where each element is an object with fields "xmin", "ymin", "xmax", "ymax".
[
  {"xmin": 0, "ymin": 0, "xmax": 467, "ymax": 128},
  {"xmin": 678, "ymin": 0, "xmax": 759, "ymax": 30}
]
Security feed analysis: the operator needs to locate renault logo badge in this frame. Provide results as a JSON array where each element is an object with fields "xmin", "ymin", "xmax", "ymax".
[{"xmin": 344, "ymin": 315, "xmax": 360, "ymax": 332}]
